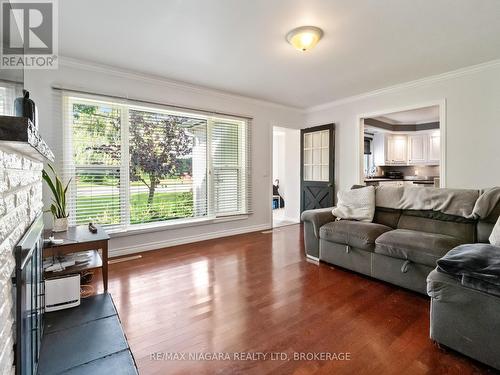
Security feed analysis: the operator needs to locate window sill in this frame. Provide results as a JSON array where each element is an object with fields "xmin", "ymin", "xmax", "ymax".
[{"xmin": 107, "ymin": 214, "xmax": 249, "ymax": 238}]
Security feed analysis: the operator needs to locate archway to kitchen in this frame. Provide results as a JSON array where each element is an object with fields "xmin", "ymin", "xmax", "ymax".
[{"xmin": 357, "ymin": 101, "xmax": 446, "ymax": 189}]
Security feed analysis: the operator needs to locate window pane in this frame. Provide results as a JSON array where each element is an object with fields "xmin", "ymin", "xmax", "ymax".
[
  {"xmin": 313, "ymin": 149, "xmax": 320, "ymax": 165},
  {"xmin": 304, "ymin": 133, "xmax": 312, "ymax": 148},
  {"xmin": 74, "ymin": 168, "xmax": 121, "ymax": 225},
  {"xmin": 71, "ymin": 102, "xmax": 122, "ymax": 227},
  {"xmin": 321, "ymin": 166, "xmax": 329, "ymax": 181},
  {"xmin": 214, "ymin": 168, "xmax": 239, "ymax": 214},
  {"xmin": 72, "ymin": 102, "xmax": 121, "ymax": 166},
  {"xmin": 313, "ymin": 132, "xmax": 321, "ymax": 147},
  {"xmin": 313, "ymin": 166, "xmax": 321, "ymax": 180},
  {"xmin": 304, "ymin": 150, "xmax": 312, "ymax": 164},
  {"xmin": 129, "ymin": 109, "xmax": 208, "ymax": 224},
  {"xmin": 322, "ymin": 148, "xmax": 329, "ymax": 165},
  {"xmin": 321, "ymin": 130, "xmax": 329, "ymax": 147},
  {"xmin": 212, "ymin": 121, "xmax": 246, "ymax": 216},
  {"xmin": 304, "ymin": 165, "xmax": 312, "ymax": 181}
]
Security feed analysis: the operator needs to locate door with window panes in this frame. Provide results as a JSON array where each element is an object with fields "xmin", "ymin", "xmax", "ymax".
[{"xmin": 300, "ymin": 124, "xmax": 335, "ymax": 213}]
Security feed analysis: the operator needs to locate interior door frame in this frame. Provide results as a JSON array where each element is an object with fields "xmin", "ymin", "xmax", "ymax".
[
  {"xmin": 356, "ymin": 99, "xmax": 447, "ymax": 187},
  {"xmin": 300, "ymin": 123, "xmax": 336, "ymax": 213}
]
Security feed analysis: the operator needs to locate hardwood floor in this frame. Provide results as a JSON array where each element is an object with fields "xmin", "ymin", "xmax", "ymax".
[{"xmin": 92, "ymin": 224, "xmax": 495, "ymax": 374}]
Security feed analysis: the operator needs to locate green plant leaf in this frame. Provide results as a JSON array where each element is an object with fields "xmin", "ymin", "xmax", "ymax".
[
  {"xmin": 42, "ymin": 169, "xmax": 58, "ymax": 199},
  {"xmin": 43, "ymin": 164, "xmax": 69, "ymax": 219}
]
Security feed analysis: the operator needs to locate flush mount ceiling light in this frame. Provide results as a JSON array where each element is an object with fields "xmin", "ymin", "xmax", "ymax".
[{"xmin": 286, "ymin": 26, "xmax": 324, "ymax": 52}]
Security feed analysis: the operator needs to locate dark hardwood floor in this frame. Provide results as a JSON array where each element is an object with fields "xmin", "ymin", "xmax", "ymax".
[{"xmin": 91, "ymin": 224, "xmax": 495, "ymax": 374}]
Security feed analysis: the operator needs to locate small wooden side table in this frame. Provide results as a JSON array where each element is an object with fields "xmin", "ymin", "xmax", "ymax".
[{"xmin": 43, "ymin": 225, "xmax": 110, "ymax": 291}]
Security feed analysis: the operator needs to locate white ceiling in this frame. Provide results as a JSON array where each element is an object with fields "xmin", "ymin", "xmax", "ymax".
[
  {"xmin": 375, "ymin": 106, "xmax": 440, "ymax": 124},
  {"xmin": 59, "ymin": 0, "xmax": 500, "ymax": 109}
]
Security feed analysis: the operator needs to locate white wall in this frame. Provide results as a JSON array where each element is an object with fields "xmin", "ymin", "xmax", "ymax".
[
  {"xmin": 272, "ymin": 127, "xmax": 300, "ymax": 222},
  {"xmin": 306, "ymin": 60, "xmax": 500, "ymax": 193},
  {"xmin": 24, "ymin": 58, "xmax": 304, "ymax": 256}
]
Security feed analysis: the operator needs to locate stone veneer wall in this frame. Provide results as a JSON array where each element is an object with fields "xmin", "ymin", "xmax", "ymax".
[{"xmin": 0, "ymin": 146, "xmax": 43, "ymax": 375}]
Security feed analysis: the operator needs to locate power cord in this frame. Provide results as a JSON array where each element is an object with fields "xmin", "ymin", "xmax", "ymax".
[{"xmin": 80, "ymin": 270, "xmax": 95, "ymax": 298}]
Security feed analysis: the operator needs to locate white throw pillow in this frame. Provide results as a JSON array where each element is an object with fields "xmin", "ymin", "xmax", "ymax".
[
  {"xmin": 489, "ymin": 216, "xmax": 500, "ymax": 246},
  {"xmin": 332, "ymin": 186, "xmax": 376, "ymax": 222}
]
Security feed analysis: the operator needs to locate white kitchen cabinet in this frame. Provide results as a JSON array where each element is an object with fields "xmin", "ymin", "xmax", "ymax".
[
  {"xmin": 428, "ymin": 132, "xmax": 440, "ymax": 164},
  {"xmin": 386, "ymin": 135, "xmax": 407, "ymax": 164},
  {"xmin": 408, "ymin": 134, "xmax": 427, "ymax": 165},
  {"xmin": 373, "ymin": 133, "xmax": 386, "ymax": 166},
  {"xmin": 372, "ymin": 131, "xmax": 440, "ymax": 166},
  {"xmin": 373, "ymin": 133, "xmax": 407, "ymax": 166}
]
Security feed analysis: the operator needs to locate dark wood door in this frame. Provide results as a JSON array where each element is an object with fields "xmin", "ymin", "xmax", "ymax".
[{"xmin": 300, "ymin": 124, "xmax": 335, "ymax": 213}]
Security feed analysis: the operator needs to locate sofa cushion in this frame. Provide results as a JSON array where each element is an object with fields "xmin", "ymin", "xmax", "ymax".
[
  {"xmin": 489, "ymin": 216, "xmax": 500, "ymax": 246},
  {"xmin": 373, "ymin": 207, "xmax": 402, "ymax": 229},
  {"xmin": 375, "ymin": 229, "xmax": 464, "ymax": 267},
  {"xmin": 319, "ymin": 220, "xmax": 392, "ymax": 252},
  {"xmin": 397, "ymin": 213, "xmax": 476, "ymax": 243},
  {"xmin": 332, "ymin": 186, "xmax": 375, "ymax": 222},
  {"xmin": 436, "ymin": 243, "xmax": 500, "ymax": 296}
]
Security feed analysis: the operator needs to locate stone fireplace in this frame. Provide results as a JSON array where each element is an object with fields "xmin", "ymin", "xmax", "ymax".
[
  {"xmin": 0, "ymin": 115, "xmax": 53, "ymax": 375},
  {"xmin": 0, "ymin": 147, "xmax": 44, "ymax": 374}
]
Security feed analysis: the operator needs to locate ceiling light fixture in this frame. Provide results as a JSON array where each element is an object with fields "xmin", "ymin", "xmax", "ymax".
[{"xmin": 286, "ymin": 26, "xmax": 323, "ymax": 52}]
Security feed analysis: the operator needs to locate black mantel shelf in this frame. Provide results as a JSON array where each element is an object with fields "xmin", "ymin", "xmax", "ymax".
[{"xmin": 0, "ymin": 115, "xmax": 54, "ymax": 162}]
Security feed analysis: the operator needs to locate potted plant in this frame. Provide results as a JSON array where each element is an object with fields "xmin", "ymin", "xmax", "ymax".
[{"xmin": 42, "ymin": 164, "xmax": 71, "ymax": 232}]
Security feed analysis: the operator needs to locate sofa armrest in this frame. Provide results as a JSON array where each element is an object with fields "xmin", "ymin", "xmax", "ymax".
[
  {"xmin": 301, "ymin": 207, "xmax": 336, "ymax": 259},
  {"xmin": 301, "ymin": 207, "xmax": 336, "ymax": 238}
]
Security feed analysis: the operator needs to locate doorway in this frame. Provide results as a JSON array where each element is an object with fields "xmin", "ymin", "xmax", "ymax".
[
  {"xmin": 272, "ymin": 127, "xmax": 300, "ymax": 228},
  {"xmin": 300, "ymin": 124, "xmax": 335, "ymax": 212}
]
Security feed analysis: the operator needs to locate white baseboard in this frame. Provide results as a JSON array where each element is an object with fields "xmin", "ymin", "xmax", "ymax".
[
  {"xmin": 282, "ymin": 216, "xmax": 300, "ymax": 223},
  {"xmin": 306, "ymin": 254, "xmax": 319, "ymax": 263},
  {"xmin": 109, "ymin": 222, "xmax": 272, "ymax": 257}
]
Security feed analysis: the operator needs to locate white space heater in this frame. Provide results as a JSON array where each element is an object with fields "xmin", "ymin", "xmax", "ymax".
[{"xmin": 45, "ymin": 274, "xmax": 81, "ymax": 312}]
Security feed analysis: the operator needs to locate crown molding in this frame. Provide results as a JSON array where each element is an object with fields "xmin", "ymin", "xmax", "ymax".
[
  {"xmin": 58, "ymin": 56, "xmax": 500, "ymax": 115},
  {"xmin": 58, "ymin": 56, "xmax": 305, "ymax": 114},
  {"xmin": 307, "ymin": 58, "xmax": 500, "ymax": 113}
]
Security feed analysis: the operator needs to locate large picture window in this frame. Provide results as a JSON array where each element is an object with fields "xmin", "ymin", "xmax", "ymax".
[{"xmin": 63, "ymin": 94, "xmax": 251, "ymax": 231}]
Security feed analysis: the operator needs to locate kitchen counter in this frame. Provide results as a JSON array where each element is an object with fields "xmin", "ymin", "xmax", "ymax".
[
  {"xmin": 365, "ymin": 177, "xmax": 437, "ymax": 182},
  {"xmin": 364, "ymin": 177, "xmax": 437, "ymax": 186},
  {"xmin": 364, "ymin": 178, "xmax": 399, "ymax": 182}
]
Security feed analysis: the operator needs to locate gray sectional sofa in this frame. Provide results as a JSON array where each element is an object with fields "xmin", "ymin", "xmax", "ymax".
[
  {"xmin": 301, "ymin": 186, "xmax": 499, "ymax": 294},
  {"xmin": 302, "ymin": 185, "xmax": 500, "ymax": 370}
]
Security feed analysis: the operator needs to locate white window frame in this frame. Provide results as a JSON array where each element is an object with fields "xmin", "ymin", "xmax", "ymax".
[{"xmin": 63, "ymin": 94, "xmax": 250, "ymax": 234}]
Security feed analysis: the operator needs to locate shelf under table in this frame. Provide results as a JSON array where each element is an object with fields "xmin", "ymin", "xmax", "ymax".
[{"xmin": 44, "ymin": 249, "xmax": 102, "ymax": 278}]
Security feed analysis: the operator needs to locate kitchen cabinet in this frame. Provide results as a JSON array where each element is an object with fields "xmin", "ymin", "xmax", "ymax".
[
  {"xmin": 408, "ymin": 134, "xmax": 427, "ymax": 164},
  {"xmin": 409, "ymin": 132, "xmax": 440, "ymax": 165},
  {"xmin": 373, "ymin": 131, "xmax": 440, "ymax": 166},
  {"xmin": 373, "ymin": 133, "xmax": 385, "ymax": 166},
  {"xmin": 373, "ymin": 133, "xmax": 407, "ymax": 166},
  {"xmin": 386, "ymin": 135, "xmax": 408, "ymax": 164},
  {"xmin": 428, "ymin": 132, "xmax": 440, "ymax": 164}
]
